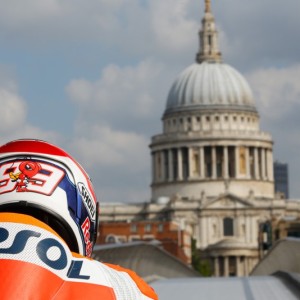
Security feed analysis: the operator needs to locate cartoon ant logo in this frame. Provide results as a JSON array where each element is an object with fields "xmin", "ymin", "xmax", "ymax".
[{"xmin": 9, "ymin": 161, "xmax": 41, "ymax": 192}]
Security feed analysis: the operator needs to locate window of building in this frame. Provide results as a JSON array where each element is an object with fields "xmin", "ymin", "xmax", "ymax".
[
  {"xmin": 216, "ymin": 146, "xmax": 223, "ymax": 178},
  {"xmin": 158, "ymin": 223, "xmax": 164, "ymax": 233},
  {"xmin": 249, "ymin": 147, "xmax": 255, "ymax": 178},
  {"xmin": 182, "ymin": 147, "xmax": 189, "ymax": 180},
  {"xmin": 173, "ymin": 148, "xmax": 178, "ymax": 179},
  {"xmin": 204, "ymin": 146, "xmax": 212, "ymax": 178},
  {"xmin": 228, "ymin": 146, "xmax": 235, "ymax": 178},
  {"xmin": 130, "ymin": 224, "xmax": 137, "ymax": 233},
  {"xmin": 145, "ymin": 223, "xmax": 152, "ymax": 233},
  {"xmin": 229, "ymin": 256, "xmax": 236, "ymax": 276},
  {"xmin": 157, "ymin": 152, "xmax": 162, "ymax": 179},
  {"xmin": 223, "ymin": 217, "xmax": 234, "ymax": 236},
  {"xmin": 164, "ymin": 150, "xmax": 169, "ymax": 180},
  {"xmin": 208, "ymin": 34, "xmax": 212, "ymax": 46}
]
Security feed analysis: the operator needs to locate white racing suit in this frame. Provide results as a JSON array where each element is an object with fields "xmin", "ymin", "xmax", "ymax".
[{"xmin": 0, "ymin": 212, "xmax": 158, "ymax": 300}]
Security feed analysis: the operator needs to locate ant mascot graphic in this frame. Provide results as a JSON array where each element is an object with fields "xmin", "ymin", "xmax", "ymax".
[{"xmin": 9, "ymin": 161, "xmax": 41, "ymax": 192}]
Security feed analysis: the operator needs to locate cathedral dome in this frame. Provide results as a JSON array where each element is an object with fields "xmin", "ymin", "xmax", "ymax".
[{"xmin": 165, "ymin": 61, "xmax": 256, "ymax": 114}]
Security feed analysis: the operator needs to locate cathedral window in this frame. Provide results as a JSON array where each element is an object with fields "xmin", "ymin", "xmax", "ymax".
[
  {"xmin": 204, "ymin": 146, "xmax": 212, "ymax": 178},
  {"xmin": 164, "ymin": 150, "xmax": 169, "ymax": 180},
  {"xmin": 216, "ymin": 146, "xmax": 223, "ymax": 178},
  {"xmin": 249, "ymin": 147, "xmax": 255, "ymax": 178},
  {"xmin": 173, "ymin": 149, "xmax": 178, "ymax": 179},
  {"xmin": 157, "ymin": 153, "xmax": 162, "ymax": 179},
  {"xmin": 258, "ymin": 148, "xmax": 262, "ymax": 178},
  {"xmin": 223, "ymin": 217, "xmax": 234, "ymax": 236},
  {"xmin": 182, "ymin": 147, "xmax": 189, "ymax": 180},
  {"xmin": 228, "ymin": 146, "xmax": 235, "ymax": 178},
  {"xmin": 228, "ymin": 256, "xmax": 236, "ymax": 276}
]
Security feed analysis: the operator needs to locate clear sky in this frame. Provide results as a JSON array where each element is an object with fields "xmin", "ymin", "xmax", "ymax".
[{"xmin": 0, "ymin": 0, "xmax": 299, "ymax": 203}]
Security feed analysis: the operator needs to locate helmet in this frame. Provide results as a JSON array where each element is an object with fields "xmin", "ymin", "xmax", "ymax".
[{"xmin": 0, "ymin": 139, "xmax": 99, "ymax": 257}]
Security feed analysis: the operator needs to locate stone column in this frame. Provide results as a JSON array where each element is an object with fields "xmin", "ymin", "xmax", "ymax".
[
  {"xmin": 155, "ymin": 152, "xmax": 160, "ymax": 182},
  {"xmin": 160, "ymin": 151, "xmax": 165, "ymax": 182},
  {"xmin": 235, "ymin": 146, "xmax": 239, "ymax": 178},
  {"xmin": 224, "ymin": 146, "xmax": 229, "ymax": 179},
  {"xmin": 214, "ymin": 257, "xmax": 220, "ymax": 277},
  {"xmin": 236, "ymin": 256, "xmax": 240, "ymax": 277},
  {"xmin": 244, "ymin": 256, "xmax": 249, "ymax": 276},
  {"xmin": 151, "ymin": 152, "xmax": 156, "ymax": 183},
  {"xmin": 177, "ymin": 148, "xmax": 183, "ymax": 180},
  {"xmin": 168, "ymin": 149, "xmax": 174, "ymax": 181},
  {"xmin": 224, "ymin": 256, "xmax": 229, "ymax": 277},
  {"xmin": 245, "ymin": 147, "xmax": 250, "ymax": 179},
  {"xmin": 188, "ymin": 147, "xmax": 193, "ymax": 179},
  {"xmin": 212, "ymin": 146, "xmax": 217, "ymax": 179},
  {"xmin": 200, "ymin": 146, "xmax": 205, "ymax": 179},
  {"xmin": 254, "ymin": 148, "xmax": 259, "ymax": 179},
  {"xmin": 261, "ymin": 148, "xmax": 266, "ymax": 180},
  {"xmin": 267, "ymin": 149, "xmax": 274, "ymax": 181}
]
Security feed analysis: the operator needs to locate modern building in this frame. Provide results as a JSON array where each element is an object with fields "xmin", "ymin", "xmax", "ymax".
[
  {"xmin": 99, "ymin": 0, "xmax": 300, "ymax": 277},
  {"xmin": 274, "ymin": 161, "xmax": 289, "ymax": 199}
]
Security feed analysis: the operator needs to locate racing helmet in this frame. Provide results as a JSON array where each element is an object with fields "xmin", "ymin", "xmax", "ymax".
[{"xmin": 0, "ymin": 139, "xmax": 99, "ymax": 257}]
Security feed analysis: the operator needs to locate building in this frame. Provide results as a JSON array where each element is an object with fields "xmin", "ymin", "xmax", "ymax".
[
  {"xmin": 97, "ymin": 219, "xmax": 192, "ymax": 264},
  {"xmin": 99, "ymin": 0, "xmax": 300, "ymax": 277},
  {"xmin": 274, "ymin": 161, "xmax": 289, "ymax": 199}
]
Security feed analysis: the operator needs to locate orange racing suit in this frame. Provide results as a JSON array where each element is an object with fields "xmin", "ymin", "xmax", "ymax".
[{"xmin": 0, "ymin": 213, "xmax": 158, "ymax": 300}]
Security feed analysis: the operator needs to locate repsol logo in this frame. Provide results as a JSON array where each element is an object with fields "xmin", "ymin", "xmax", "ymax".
[
  {"xmin": 78, "ymin": 182, "xmax": 96, "ymax": 220},
  {"xmin": 0, "ymin": 227, "xmax": 90, "ymax": 280}
]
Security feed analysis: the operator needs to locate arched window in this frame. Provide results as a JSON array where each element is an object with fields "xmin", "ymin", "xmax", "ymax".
[{"xmin": 223, "ymin": 217, "xmax": 234, "ymax": 236}]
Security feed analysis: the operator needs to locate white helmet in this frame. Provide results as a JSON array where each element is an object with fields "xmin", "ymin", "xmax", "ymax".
[{"xmin": 0, "ymin": 139, "xmax": 99, "ymax": 257}]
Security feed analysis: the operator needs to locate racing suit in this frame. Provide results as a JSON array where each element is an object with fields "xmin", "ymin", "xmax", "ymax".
[{"xmin": 0, "ymin": 212, "xmax": 158, "ymax": 300}]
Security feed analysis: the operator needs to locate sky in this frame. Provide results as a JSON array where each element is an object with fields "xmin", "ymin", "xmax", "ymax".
[{"xmin": 0, "ymin": 0, "xmax": 300, "ymax": 203}]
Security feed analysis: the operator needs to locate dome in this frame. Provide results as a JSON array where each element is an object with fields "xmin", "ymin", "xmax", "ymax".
[{"xmin": 165, "ymin": 62, "xmax": 256, "ymax": 115}]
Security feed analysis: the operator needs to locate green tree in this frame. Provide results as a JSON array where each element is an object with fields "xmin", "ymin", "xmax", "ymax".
[{"xmin": 191, "ymin": 238, "xmax": 212, "ymax": 277}]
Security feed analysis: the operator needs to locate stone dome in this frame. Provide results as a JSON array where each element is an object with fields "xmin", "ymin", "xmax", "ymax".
[{"xmin": 165, "ymin": 61, "xmax": 256, "ymax": 115}]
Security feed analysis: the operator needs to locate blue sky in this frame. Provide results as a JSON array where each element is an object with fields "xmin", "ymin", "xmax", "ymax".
[{"xmin": 1, "ymin": 0, "xmax": 300, "ymax": 203}]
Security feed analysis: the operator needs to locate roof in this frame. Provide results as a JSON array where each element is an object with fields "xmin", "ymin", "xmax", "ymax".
[
  {"xmin": 92, "ymin": 241, "xmax": 199, "ymax": 282},
  {"xmin": 151, "ymin": 274, "xmax": 300, "ymax": 300},
  {"xmin": 251, "ymin": 238, "xmax": 300, "ymax": 276},
  {"xmin": 165, "ymin": 62, "xmax": 256, "ymax": 115}
]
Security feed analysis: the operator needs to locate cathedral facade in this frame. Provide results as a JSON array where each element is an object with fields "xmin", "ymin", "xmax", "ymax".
[{"xmin": 100, "ymin": 0, "xmax": 300, "ymax": 277}]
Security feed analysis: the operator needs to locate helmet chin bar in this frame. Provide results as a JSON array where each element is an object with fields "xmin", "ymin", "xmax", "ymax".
[{"xmin": 0, "ymin": 201, "xmax": 80, "ymax": 254}]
